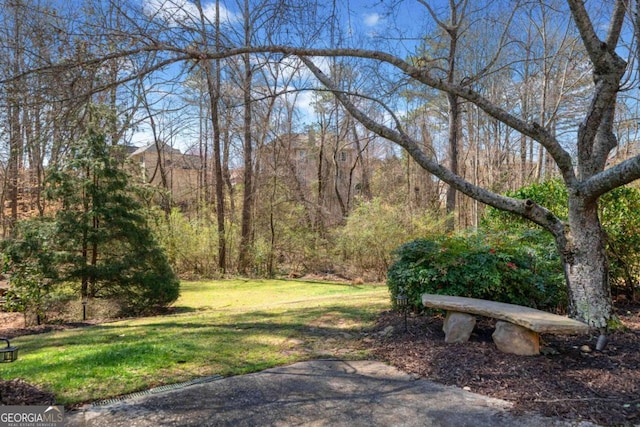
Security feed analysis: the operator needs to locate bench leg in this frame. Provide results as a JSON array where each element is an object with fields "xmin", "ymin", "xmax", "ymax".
[
  {"xmin": 442, "ymin": 311, "xmax": 476, "ymax": 343},
  {"xmin": 492, "ymin": 321, "xmax": 540, "ymax": 356}
]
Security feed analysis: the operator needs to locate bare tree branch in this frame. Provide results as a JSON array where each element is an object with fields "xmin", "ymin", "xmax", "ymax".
[{"xmin": 298, "ymin": 55, "xmax": 565, "ymax": 237}]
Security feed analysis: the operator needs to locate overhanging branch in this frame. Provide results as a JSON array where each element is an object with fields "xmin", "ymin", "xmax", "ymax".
[{"xmin": 298, "ymin": 55, "xmax": 565, "ymax": 237}]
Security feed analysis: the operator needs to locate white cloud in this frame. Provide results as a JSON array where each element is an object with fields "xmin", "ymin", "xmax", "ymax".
[
  {"xmin": 307, "ymin": 56, "xmax": 332, "ymax": 76},
  {"xmin": 363, "ymin": 12, "xmax": 381, "ymax": 27},
  {"xmin": 265, "ymin": 56, "xmax": 308, "ymax": 82},
  {"xmin": 201, "ymin": 1, "xmax": 237, "ymax": 23},
  {"xmin": 142, "ymin": 0, "xmax": 238, "ymax": 26},
  {"xmin": 255, "ymin": 55, "xmax": 331, "ymax": 83},
  {"xmin": 293, "ymin": 90, "xmax": 317, "ymax": 121}
]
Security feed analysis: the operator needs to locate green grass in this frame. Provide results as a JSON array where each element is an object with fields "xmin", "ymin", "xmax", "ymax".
[{"xmin": 0, "ymin": 279, "xmax": 389, "ymax": 405}]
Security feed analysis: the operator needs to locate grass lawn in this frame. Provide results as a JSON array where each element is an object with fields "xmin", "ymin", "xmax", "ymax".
[{"xmin": 0, "ymin": 279, "xmax": 390, "ymax": 405}]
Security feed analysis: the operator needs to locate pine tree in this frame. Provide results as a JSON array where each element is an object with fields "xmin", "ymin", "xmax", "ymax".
[{"xmin": 44, "ymin": 128, "xmax": 179, "ymax": 315}]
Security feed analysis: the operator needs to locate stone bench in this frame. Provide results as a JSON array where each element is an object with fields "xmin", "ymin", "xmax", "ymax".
[{"xmin": 421, "ymin": 294, "xmax": 591, "ymax": 356}]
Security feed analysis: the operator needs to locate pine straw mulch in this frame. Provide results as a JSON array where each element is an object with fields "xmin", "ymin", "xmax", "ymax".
[{"xmin": 369, "ymin": 304, "xmax": 640, "ymax": 426}]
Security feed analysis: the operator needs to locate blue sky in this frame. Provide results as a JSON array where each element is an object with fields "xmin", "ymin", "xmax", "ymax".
[
  {"xmin": 129, "ymin": 0, "xmax": 525, "ymax": 152},
  {"xmin": 131, "ymin": 0, "xmax": 420, "ymax": 149},
  {"xmin": 139, "ymin": 0, "xmax": 428, "ymax": 38}
]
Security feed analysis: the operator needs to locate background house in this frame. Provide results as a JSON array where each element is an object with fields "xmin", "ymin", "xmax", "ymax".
[
  {"xmin": 129, "ymin": 143, "xmax": 203, "ymax": 206},
  {"xmin": 259, "ymin": 131, "xmax": 364, "ymax": 226}
]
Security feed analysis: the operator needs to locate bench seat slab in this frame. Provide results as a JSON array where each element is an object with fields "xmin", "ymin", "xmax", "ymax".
[{"xmin": 422, "ymin": 294, "xmax": 590, "ymax": 334}]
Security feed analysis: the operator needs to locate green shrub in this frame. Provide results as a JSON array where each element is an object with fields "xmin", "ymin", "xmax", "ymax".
[
  {"xmin": 599, "ymin": 186, "xmax": 640, "ymax": 298},
  {"xmin": 1, "ymin": 218, "xmax": 59, "ymax": 324},
  {"xmin": 483, "ymin": 179, "xmax": 640, "ymax": 299},
  {"xmin": 386, "ymin": 232, "xmax": 565, "ymax": 312},
  {"xmin": 3, "ymin": 126, "xmax": 180, "ymax": 319},
  {"xmin": 152, "ymin": 208, "xmax": 222, "ymax": 278}
]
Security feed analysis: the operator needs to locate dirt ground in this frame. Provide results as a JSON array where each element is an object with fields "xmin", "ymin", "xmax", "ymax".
[{"xmin": 1, "ymin": 305, "xmax": 639, "ymax": 426}]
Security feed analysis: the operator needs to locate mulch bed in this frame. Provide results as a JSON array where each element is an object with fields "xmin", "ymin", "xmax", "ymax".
[
  {"xmin": 0, "ymin": 379, "xmax": 55, "ymax": 406},
  {"xmin": 370, "ymin": 304, "xmax": 640, "ymax": 426}
]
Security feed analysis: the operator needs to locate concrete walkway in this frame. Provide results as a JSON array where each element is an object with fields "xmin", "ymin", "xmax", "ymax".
[{"xmin": 66, "ymin": 360, "xmax": 597, "ymax": 427}]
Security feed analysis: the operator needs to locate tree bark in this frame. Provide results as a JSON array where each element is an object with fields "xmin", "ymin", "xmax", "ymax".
[
  {"xmin": 197, "ymin": 0, "xmax": 226, "ymax": 273},
  {"xmin": 560, "ymin": 195, "xmax": 612, "ymax": 328},
  {"xmin": 422, "ymin": 1, "xmax": 466, "ymax": 232},
  {"xmin": 238, "ymin": 0, "xmax": 254, "ymax": 275},
  {"xmin": 211, "ymin": 8, "xmax": 226, "ymax": 274},
  {"xmin": 6, "ymin": 1, "xmax": 24, "ymax": 230},
  {"xmin": 445, "ymin": 92, "xmax": 460, "ymax": 231}
]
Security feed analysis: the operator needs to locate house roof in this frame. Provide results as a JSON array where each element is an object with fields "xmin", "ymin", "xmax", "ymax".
[{"xmin": 130, "ymin": 144, "xmax": 183, "ymax": 157}]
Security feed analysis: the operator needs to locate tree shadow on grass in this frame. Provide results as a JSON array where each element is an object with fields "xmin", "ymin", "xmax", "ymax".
[{"xmin": 2, "ymin": 304, "xmax": 382, "ymax": 404}]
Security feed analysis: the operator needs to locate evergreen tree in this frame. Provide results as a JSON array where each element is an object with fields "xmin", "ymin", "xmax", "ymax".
[{"xmin": 44, "ymin": 128, "xmax": 179, "ymax": 314}]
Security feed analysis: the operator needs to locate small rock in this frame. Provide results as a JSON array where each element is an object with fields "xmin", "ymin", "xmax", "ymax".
[
  {"xmin": 463, "ymin": 386, "xmax": 471, "ymax": 391},
  {"xmin": 541, "ymin": 347, "xmax": 559, "ymax": 356},
  {"xmin": 580, "ymin": 345, "xmax": 592, "ymax": 353},
  {"xmin": 596, "ymin": 334, "xmax": 608, "ymax": 351},
  {"xmin": 379, "ymin": 326, "xmax": 394, "ymax": 337}
]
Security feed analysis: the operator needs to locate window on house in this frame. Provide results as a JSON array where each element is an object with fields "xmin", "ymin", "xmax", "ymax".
[{"xmin": 339, "ymin": 151, "xmax": 347, "ymax": 162}]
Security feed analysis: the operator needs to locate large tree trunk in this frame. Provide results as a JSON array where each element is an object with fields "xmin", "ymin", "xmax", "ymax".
[
  {"xmin": 560, "ymin": 195, "xmax": 612, "ymax": 330},
  {"xmin": 210, "ymin": 74, "xmax": 226, "ymax": 274},
  {"xmin": 238, "ymin": 0, "xmax": 254, "ymax": 275},
  {"xmin": 7, "ymin": 102, "xmax": 21, "ymax": 228},
  {"xmin": 445, "ymin": 92, "xmax": 459, "ymax": 232},
  {"xmin": 199, "ymin": 0, "xmax": 226, "ymax": 274}
]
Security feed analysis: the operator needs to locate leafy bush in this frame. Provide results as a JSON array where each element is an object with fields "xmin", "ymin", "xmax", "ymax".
[
  {"xmin": 599, "ymin": 186, "xmax": 640, "ymax": 298},
  {"xmin": 335, "ymin": 197, "xmax": 446, "ymax": 281},
  {"xmin": 107, "ymin": 242, "xmax": 180, "ymax": 315},
  {"xmin": 152, "ymin": 208, "xmax": 222, "ymax": 278},
  {"xmin": 483, "ymin": 179, "xmax": 640, "ymax": 299},
  {"xmin": 386, "ymin": 232, "xmax": 565, "ymax": 312},
  {"xmin": 1, "ymin": 218, "xmax": 59, "ymax": 324}
]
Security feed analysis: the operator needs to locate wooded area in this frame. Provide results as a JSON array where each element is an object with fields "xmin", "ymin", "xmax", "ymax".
[{"xmin": 1, "ymin": 0, "xmax": 640, "ymax": 329}]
